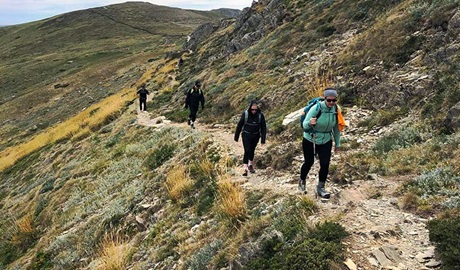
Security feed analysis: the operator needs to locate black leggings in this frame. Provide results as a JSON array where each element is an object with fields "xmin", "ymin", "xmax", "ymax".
[
  {"xmin": 300, "ymin": 138, "xmax": 332, "ymax": 183},
  {"xmin": 189, "ymin": 106, "xmax": 199, "ymax": 122},
  {"xmin": 242, "ymin": 132, "xmax": 260, "ymax": 164},
  {"xmin": 139, "ymin": 98, "xmax": 147, "ymax": 111}
]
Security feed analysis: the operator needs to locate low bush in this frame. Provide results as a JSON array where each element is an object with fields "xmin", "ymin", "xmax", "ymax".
[
  {"xmin": 145, "ymin": 144, "xmax": 176, "ymax": 170},
  {"xmin": 427, "ymin": 214, "xmax": 460, "ymax": 269}
]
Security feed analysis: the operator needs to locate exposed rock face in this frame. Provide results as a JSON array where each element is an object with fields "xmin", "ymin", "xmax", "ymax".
[
  {"xmin": 184, "ymin": 22, "xmax": 217, "ymax": 52},
  {"xmin": 183, "ymin": 0, "xmax": 288, "ymax": 60},
  {"xmin": 227, "ymin": 0, "xmax": 287, "ymax": 54}
]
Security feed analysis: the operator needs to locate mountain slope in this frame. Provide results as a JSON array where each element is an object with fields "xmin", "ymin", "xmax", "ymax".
[
  {"xmin": 0, "ymin": 0, "xmax": 459, "ymax": 269},
  {"xmin": 0, "ymin": 2, "xmax": 232, "ymax": 152}
]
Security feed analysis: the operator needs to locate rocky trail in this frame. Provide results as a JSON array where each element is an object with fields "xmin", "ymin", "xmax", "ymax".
[{"xmin": 136, "ymin": 107, "xmax": 440, "ymax": 270}]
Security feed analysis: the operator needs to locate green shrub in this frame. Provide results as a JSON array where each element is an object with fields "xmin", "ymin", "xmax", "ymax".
[
  {"xmin": 186, "ymin": 240, "xmax": 223, "ymax": 270},
  {"xmin": 31, "ymin": 251, "xmax": 53, "ymax": 270},
  {"xmin": 373, "ymin": 127, "xmax": 422, "ymax": 154},
  {"xmin": 310, "ymin": 221, "xmax": 349, "ymax": 243},
  {"xmin": 0, "ymin": 240, "xmax": 18, "ymax": 266},
  {"xmin": 427, "ymin": 215, "xmax": 460, "ymax": 269},
  {"xmin": 145, "ymin": 144, "xmax": 176, "ymax": 170},
  {"xmin": 405, "ymin": 167, "xmax": 460, "ymax": 199}
]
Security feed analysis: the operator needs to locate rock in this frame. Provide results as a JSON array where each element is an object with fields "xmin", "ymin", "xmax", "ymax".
[
  {"xmin": 425, "ymin": 260, "xmax": 442, "ymax": 268},
  {"xmin": 344, "ymin": 258, "xmax": 358, "ymax": 270},
  {"xmin": 381, "ymin": 246, "xmax": 402, "ymax": 264},
  {"xmin": 373, "ymin": 248, "xmax": 393, "ymax": 267}
]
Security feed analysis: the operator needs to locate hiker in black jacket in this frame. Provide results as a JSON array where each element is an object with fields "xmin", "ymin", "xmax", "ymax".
[
  {"xmin": 234, "ymin": 100, "xmax": 267, "ymax": 176},
  {"xmin": 184, "ymin": 80, "xmax": 205, "ymax": 129},
  {"xmin": 136, "ymin": 83, "xmax": 150, "ymax": 111}
]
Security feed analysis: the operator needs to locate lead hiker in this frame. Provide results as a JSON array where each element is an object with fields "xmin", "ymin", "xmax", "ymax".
[
  {"xmin": 184, "ymin": 80, "xmax": 205, "ymax": 129},
  {"xmin": 234, "ymin": 100, "xmax": 267, "ymax": 176},
  {"xmin": 137, "ymin": 83, "xmax": 150, "ymax": 111},
  {"xmin": 298, "ymin": 88, "xmax": 344, "ymax": 198}
]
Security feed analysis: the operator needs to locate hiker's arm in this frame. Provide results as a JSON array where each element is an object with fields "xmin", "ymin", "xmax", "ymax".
[
  {"xmin": 304, "ymin": 104, "xmax": 320, "ymax": 129},
  {"xmin": 201, "ymin": 94, "xmax": 205, "ymax": 110},
  {"xmin": 234, "ymin": 113, "xmax": 245, "ymax": 142},
  {"xmin": 333, "ymin": 125, "xmax": 341, "ymax": 148},
  {"xmin": 184, "ymin": 91, "xmax": 190, "ymax": 108},
  {"xmin": 260, "ymin": 114, "xmax": 267, "ymax": 144}
]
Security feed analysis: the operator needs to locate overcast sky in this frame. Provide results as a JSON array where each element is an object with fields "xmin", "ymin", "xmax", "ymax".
[{"xmin": 0, "ymin": 0, "xmax": 254, "ymax": 26}]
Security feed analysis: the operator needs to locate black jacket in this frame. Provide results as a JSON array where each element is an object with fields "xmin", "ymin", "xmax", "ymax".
[
  {"xmin": 234, "ymin": 106, "xmax": 267, "ymax": 143},
  {"xmin": 185, "ymin": 86, "xmax": 205, "ymax": 109},
  {"xmin": 137, "ymin": 87, "xmax": 149, "ymax": 99}
]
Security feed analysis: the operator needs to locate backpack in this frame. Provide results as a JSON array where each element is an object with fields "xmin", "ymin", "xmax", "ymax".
[
  {"xmin": 244, "ymin": 110, "xmax": 261, "ymax": 125},
  {"xmin": 189, "ymin": 87, "xmax": 202, "ymax": 95},
  {"xmin": 299, "ymin": 97, "xmax": 324, "ymax": 132}
]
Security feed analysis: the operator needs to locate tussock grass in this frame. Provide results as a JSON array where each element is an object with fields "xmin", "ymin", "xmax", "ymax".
[
  {"xmin": 98, "ymin": 232, "xmax": 132, "ymax": 270},
  {"xmin": 217, "ymin": 175, "xmax": 247, "ymax": 222},
  {"xmin": 165, "ymin": 165, "xmax": 194, "ymax": 201},
  {"xmin": 0, "ymin": 86, "xmax": 134, "ymax": 172}
]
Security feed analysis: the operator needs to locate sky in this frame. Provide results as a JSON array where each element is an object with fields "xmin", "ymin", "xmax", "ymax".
[{"xmin": 0, "ymin": 0, "xmax": 254, "ymax": 26}]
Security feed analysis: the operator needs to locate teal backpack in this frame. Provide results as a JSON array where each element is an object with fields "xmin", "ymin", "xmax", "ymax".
[{"xmin": 299, "ymin": 97, "xmax": 323, "ymax": 132}]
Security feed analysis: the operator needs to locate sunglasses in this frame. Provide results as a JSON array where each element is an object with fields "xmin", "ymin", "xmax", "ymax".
[{"xmin": 326, "ymin": 99, "xmax": 337, "ymax": 103}]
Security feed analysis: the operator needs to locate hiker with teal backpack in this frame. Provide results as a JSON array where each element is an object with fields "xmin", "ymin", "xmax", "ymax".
[
  {"xmin": 234, "ymin": 100, "xmax": 267, "ymax": 176},
  {"xmin": 185, "ymin": 80, "xmax": 205, "ymax": 129},
  {"xmin": 298, "ymin": 88, "xmax": 345, "ymax": 198}
]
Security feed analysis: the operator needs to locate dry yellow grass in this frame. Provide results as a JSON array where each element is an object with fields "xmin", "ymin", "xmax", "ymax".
[
  {"xmin": 217, "ymin": 175, "xmax": 247, "ymax": 221},
  {"xmin": 98, "ymin": 233, "xmax": 132, "ymax": 270},
  {"xmin": 0, "ymin": 60, "xmax": 165, "ymax": 172},
  {"xmin": 165, "ymin": 165, "xmax": 193, "ymax": 201},
  {"xmin": 15, "ymin": 214, "xmax": 34, "ymax": 234},
  {"xmin": 305, "ymin": 68, "xmax": 335, "ymax": 99}
]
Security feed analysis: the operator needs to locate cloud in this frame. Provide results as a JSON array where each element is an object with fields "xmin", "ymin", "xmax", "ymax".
[{"xmin": 0, "ymin": 0, "xmax": 253, "ymax": 25}]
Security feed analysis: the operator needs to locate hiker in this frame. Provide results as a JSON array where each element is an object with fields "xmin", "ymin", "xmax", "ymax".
[
  {"xmin": 184, "ymin": 80, "xmax": 205, "ymax": 129},
  {"xmin": 299, "ymin": 88, "xmax": 342, "ymax": 198},
  {"xmin": 136, "ymin": 83, "xmax": 150, "ymax": 111},
  {"xmin": 234, "ymin": 100, "xmax": 267, "ymax": 176}
]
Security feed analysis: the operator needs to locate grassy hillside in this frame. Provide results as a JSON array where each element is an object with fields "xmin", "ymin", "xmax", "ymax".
[
  {"xmin": 0, "ymin": 2, "xmax": 228, "ymax": 152},
  {"xmin": 0, "ymin": 0, "xmax": 459, "ymax": 269}
]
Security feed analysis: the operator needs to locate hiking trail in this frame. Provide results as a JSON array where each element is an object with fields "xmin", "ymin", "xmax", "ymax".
[{"xmin": 135, "ymin": 107, "xmax": 440, "ymax": 270}]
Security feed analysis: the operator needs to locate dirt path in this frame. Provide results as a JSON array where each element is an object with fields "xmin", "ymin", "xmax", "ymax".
[{"xmin": 136, "ymin": 108, "xmax": 439, "ymax": 270}]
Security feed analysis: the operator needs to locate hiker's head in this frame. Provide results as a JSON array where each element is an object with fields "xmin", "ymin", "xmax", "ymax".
[
  {"xmin": 324, "ymin": 88, "xmax": 337, "ymax": 108},
  {"xmin": 195, "ymin": 80, "xmax": 201, "ymax": 87},
  {"xmin": 249, "ymin": 100, "xmax": 259, "ymax": 114}
]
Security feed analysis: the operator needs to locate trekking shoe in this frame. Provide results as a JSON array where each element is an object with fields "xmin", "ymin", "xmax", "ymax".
[
  {"xmin": 316, "ymin": 186, "xmax": 331, "ymax": 199},
  {"xmin": 248, "ymin": 165, "xmax": 255, "ymax": 173},
  {"xmin": 298, "ymin": 179, "xmax": 306, "ymax": 193},
  {"xmin": 191, "ymin": 122, "xmax": 195, "ymax": 129},
  {"xmin": 187, "ymin": 118, "xmax": 191, "ymax": 126},
  {"xmin": 242, "ymin": 169, "xmax": 248, "ymax": 177}
]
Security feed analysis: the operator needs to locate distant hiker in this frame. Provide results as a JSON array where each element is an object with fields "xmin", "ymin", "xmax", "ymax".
[
  {"xmin": 234, "ymin": 100, "xmax": 267, "ymax": 176},
  {"xmin": 184, "ymin": 80, "xmax": 205, "ymax": 129},
  {"xmin": 299, "ymin": 88, "xmax": 343, "ymax": 198},
  {"xmin": 137, "ymin": 83, "xmax": 150, "ymax": 111}
]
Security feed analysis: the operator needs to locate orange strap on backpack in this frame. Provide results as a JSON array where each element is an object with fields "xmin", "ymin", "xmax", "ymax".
[{"xmin": 337, "ymin": 107, "xmax": 346, "ymax": 132}]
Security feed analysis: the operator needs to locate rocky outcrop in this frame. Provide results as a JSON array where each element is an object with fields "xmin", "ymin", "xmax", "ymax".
[{"xmin": 227, "ymin": 0, "xmax": 288, "ymax": 54}]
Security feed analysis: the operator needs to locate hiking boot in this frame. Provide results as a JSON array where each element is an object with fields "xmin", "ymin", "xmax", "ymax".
[
  {"xmin": 298, "ymin": 179, "xmax": 306, "ymax": 193},
  {"xmin": 187, "ymin": 118, "xmax": 191, "ymax": 126},
  {"xmin": 191, "ymin": 122, "xmax": 195, "ymax": 129},
  {"xmin": 242, "ymin": 169, "xmax": 248, "ymax": 177},
  {"xmin": 248, "ymin": 165, "xmax": 255, "ymax": 173},
  {"xmin": 317, "ymin": 182, "xmax": 330, "ymax": 199}
]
